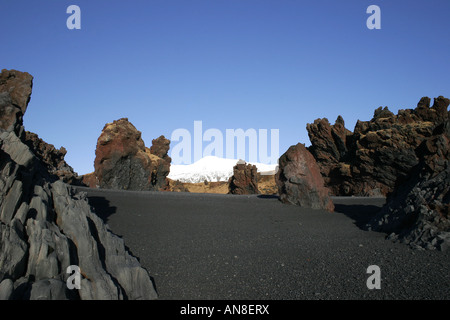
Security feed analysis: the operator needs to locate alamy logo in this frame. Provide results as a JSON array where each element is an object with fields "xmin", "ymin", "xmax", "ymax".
[
  {"xmin": 66, "ymin": 265, "xmax": 81, "ymax": 290},
  {"xmin": 366, "ymin": 265, "xmax": 381, "ymax": 289},
  {"xmin": 170, "ymin": 121, "xmax": 279, "ymax": 165},
  {"xmin": 67, "ymin": 5, "xmax": 81, "ymax": 30},
  {"xmin": 366, "ymin": 5, "xmax": 381, "ymax": 30}
]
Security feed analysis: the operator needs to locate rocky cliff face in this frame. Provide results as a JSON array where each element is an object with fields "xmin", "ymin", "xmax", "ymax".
[
  {"xmin": 276, "ymin": 143, "xmax": 334, "ymax": 212},
  {"xmin": 307, "ymin": 96, "xmax": 450, "ymax": 196},
  {"xmin": 90, "ymin": 118, "xmax": 170, "ymax": 191},
  {"xmin": 0, "ymin": 69, "xmax": 158, "ymax": 300}
]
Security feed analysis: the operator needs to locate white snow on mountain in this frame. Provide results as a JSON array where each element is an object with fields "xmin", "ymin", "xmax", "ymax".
[{"xmin": 168, "ymin": 156, "xmax": 278, "ymax": 183}]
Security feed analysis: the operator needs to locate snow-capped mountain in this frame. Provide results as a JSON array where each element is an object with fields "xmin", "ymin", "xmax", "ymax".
[{"xmin": 168, "ymin": 156, "xmax": 278, "ymax": 183}]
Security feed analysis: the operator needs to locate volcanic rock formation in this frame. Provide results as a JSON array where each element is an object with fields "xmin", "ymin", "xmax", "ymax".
[
  {"xmin": 228, "ymin": 160, "xmax": 259, "ymax": 195},
  {"xmin": 0, "ymin": 69, "xmax": 158, "ymax": 300},
  {"xmin": 24, "ymin": 131, "xmax": 81, "ymax": 185},
  {"xmin": 146, "ymin": 135, "xmax": 171, "ymax": 191},
  {"xmin": 367, "ymin": 119, "xmax": 450, "ymax": 251},
  {"xmin": 90, "ymin": 118, "xmax": 170, "ymax": 191},
  {"xmin": 307, "ymin": 96, "xmax": 450, "ymax": 196},
  {"xmin": 0, "ymin": 69, "xmax": 33, "ymax": 136},
  {"xmin": 276, "ymin": 143, "xmax": 334, "ymax": 212}
]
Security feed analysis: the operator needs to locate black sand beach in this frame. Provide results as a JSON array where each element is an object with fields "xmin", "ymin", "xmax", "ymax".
[{"xmin": 78, "ymin": 187, "xmax": 450, "ymax": 300}]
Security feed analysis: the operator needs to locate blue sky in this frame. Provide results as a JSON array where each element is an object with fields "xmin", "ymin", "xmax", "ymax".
[{"xmin": 1, "ymin": 0, "xmax": 449, "ymax": 174}]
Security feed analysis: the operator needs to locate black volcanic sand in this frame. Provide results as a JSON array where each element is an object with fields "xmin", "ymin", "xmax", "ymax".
[{"xmin": 77, "ymin": 187, "xmax": 450, "ymax": 300}]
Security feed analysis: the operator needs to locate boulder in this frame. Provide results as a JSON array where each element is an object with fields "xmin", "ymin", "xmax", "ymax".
[
  {"xmin": 276, "ymin": 143, "xmax": 334, "ymax": 212},
  {"xmin": 93, "ymin": 118, "xmax": 170, "ymax": 191},
  {"xmin": 228, "ymin": 160, "xmax": 259, "ymax": 195}
]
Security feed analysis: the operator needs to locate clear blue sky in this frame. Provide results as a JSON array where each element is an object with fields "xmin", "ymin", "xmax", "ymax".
[{"xmin": 1, "ymin": 0, "xmax": 449, "ymax": 174}]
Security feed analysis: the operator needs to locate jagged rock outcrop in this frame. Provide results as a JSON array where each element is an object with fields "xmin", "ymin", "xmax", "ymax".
[
  {"xmin": 92, "ymin": 118, "xmax": 170, "ymax": 191},
  {"xmin": 276, "ymin": 143, "xmax": 334, "ymax": 212},
  {"xmin": 228, "ymin": 160, "xmax": 259, "ymax": 195},
  {"xmin": 149, "ymin": 135, "xmax": 171, "ymax": 161},
  {"xmin": 367, "ymin": 119, "xmax": 450, "ymax": 251},
  {"xmin": 0, "ymin": 69, "xmax": 33, "ymax": 136},
  {"xmin": 146, "ymin": 135, "xmax": 171, "ymax": 191},
  {"xmin": 0, "ymin": 69, "xmax": 158, "ymax": 300},
  {"xmin": 0, "ymin": 69, "xmax": 81, "ymax": 185},
  {"xmin": 307, "ymin": 96, "xmax": 450, "ymax": 196},
  {"xmin": 24, "ymin": 131, "xmax": 81, "ymax": 185},
  {"xmin": 306, "ymin": 116, "xmax": 353, "ymax": 195}
]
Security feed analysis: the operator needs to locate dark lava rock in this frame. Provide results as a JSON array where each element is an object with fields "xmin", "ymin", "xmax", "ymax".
[
  {"xmin": 0, "ymin": 69, "xmax": 33, "ymax": 136},
  {"xmin": 228, "ymin": 160, "xmax": 259, "ymax": 195},
  {"xmin": 367, "ymin": 119, "xmax": 450, "ymax": 251},
  {"xmin": 93, "ymin": 118, "xmax": 170, "ymax": 191},
  {"xmin": 306, "ymin": 116, "xmax": 353, "ymax": 195},
  {"xmin": 24, "ymin": 131, "xmax": 81, "ymax": 185},
  {"xmin": 0, "ymin": 69, "xmax": 158, "ymax": 300},
  {"xmin": 276, "ymin": 143, "xmax": 334, "ymax": 212},
  {"xmin": 149, "ymin": 135, "xmax": 171, "ymax": 162},
  {"xmin": 146, "ymin": 135, "xmax": 171, "ymax": 191},
  {"xmin": 307, "ymin": 96, "xmax": 450, "ymax": 196},
  {"xmin": 0, "ymin": 69, "xmax": 80, "ymax": 185}
]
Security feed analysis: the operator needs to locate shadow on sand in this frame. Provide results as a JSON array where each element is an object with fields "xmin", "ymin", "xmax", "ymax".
[
  {"xmin": 86, "ymin": 196, "xmax": 117, "ymax": 224},
  {"xmin": 257, "ymin": 194, "xmax": 280, "ymax": 200},
  {"xmin": 333, "ymin": 203, "xmax": 384, "ymax": 230}
]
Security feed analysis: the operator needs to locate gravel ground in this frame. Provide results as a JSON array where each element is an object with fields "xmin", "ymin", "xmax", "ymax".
[{"xmin": 77, "ymin": 187, "xmax": 450, "ymax": 300}]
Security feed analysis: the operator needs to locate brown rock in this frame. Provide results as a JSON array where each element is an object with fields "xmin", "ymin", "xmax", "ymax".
[
  {"xmin": 145, "ymin": 147, "xmax": 170, "ymax": 191},
  {"xmin": 0, "ymin": 69, "xmax": 33, "ymax": 135},
  {"xmin": 306, "ymin": 116, "xmax": 352, "ymax": 194},
  {"xmin": 81, "ymin": 172, "xmax": 98, "ymax": 188},
  {"xmin": 93, "ymin": 118, "xmax": 170, "ymax": 191},
  {"xmin": 228, "ymin": 160, "xmax": 259, "ymax": 195},
  {"xmin": 24, "ymin": 131, "xmax": 80, "ymax": 185},
  {"xmin": 276, "ymin": 143, "xmax": 334, "ymax": 212},
  {"xmin": 149, "ymin": 135, "xmax": 171, "ymax": 161},
  {"xmin": 146, "ymin": 135, "xmax": 171, "ymax": 191}
]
